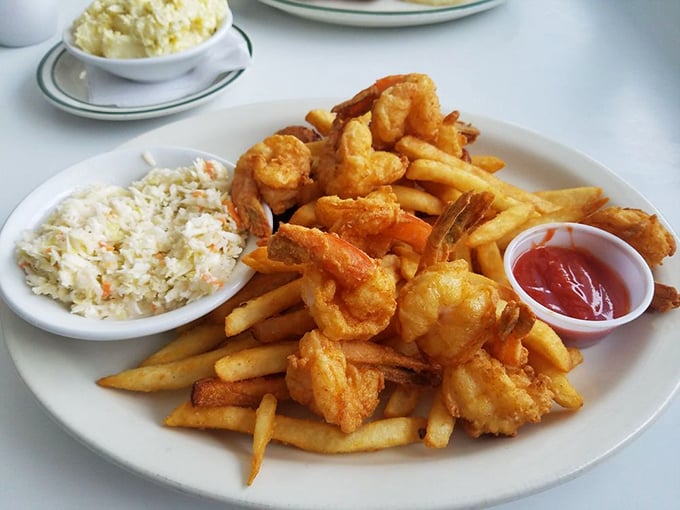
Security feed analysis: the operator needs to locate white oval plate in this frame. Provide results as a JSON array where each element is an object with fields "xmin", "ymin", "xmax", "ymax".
[
  {"xmin": 2, "ymin": 99, "xmax": 679, "ymax": 509},
  {"xmin": 0, "ymin": 146, "xmax": 269, "ymax": 341},
  {"xmin": 256, "ymin": 0, "xmax": 506, "ymax": 27},
  {"xmin": 36, "ymin": 25, "xmax": 252, "ymax": 121}
]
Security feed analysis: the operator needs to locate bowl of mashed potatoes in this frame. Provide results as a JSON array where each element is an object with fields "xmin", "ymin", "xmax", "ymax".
[{"xmin": 63, "ymin": 0, "xmax": 232, "ymax": 82}]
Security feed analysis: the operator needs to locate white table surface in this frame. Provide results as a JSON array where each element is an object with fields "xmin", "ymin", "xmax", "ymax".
[{"xmin": 1, "ymin": 1, "xmax": 678, "ymax": 509}]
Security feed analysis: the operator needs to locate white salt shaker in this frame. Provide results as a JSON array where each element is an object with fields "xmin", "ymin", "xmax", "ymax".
[{"xmin": 0, "ymin": 0, "xmax": 59, "ymax": 47}]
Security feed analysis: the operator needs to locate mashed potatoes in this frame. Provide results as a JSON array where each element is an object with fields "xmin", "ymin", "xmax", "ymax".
[{"xmin": 71, "ymin": 0, "xmax": 229, "ymax": 58}]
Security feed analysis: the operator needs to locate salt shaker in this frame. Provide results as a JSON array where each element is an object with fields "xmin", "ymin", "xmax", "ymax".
[{"xmin": 0, "ymin": 0, "xmax": 59, "ymax": 47}]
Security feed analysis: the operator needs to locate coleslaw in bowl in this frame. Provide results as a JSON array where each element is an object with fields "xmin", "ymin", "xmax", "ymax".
[{"xmin": 0, "ymin": 146, "xmax": 270, "ymax": 341}]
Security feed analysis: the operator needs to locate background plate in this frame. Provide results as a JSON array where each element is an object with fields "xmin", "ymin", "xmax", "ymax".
[
  {"xmin": 36, "ymin": 26, "xmax": 252, "ymax": 121},
  {"xmin": 3, "ymin": 98, "xmax": 679, "ymax": 510},
  {"xmin": 256, "ymin": 0, "xmax": 507, "ymax": 27}
]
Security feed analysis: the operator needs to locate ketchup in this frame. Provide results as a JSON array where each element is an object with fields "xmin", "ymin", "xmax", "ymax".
[{"xmin": 512, "ymin": 245, "xmax": 630, "ymax": 321}]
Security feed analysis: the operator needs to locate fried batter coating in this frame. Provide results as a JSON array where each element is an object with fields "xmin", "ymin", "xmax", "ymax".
[
  {"xmin": 316, "ymin": 117, "xmax": 407, "ymax": 198},
  {"xmin": 332, "ymin": 73, "xmax": 443, "ymax": 150},
  {"xmin": 286, "ymin": 330, "xmax": 385, "ymax": 433},
  {"xmin": 268, "ymin": 223, "xmax": 398, "ymax": 341},
  {"xmin": 582, "ymin": 206, "xmax": 676, "ymax": 267},
  {"xmin": 442, "ymin": 349, "xmax": 554, "ymax": 438},
  {"xmin": 232, "ymin": 134, "xmax": 313, "ymax": 235}
]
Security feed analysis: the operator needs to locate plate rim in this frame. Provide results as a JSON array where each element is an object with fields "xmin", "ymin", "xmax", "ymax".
[
  {"xmin": 256, "ymin": 0, "xmax": 507, "ymax": 27},
  {"xmin": 2, "ymin": 98, "xmax": 679, "ymax": 510},
  {"xmin": 35, "ymin": 25, "xmax": 253, "ymax": 121}
]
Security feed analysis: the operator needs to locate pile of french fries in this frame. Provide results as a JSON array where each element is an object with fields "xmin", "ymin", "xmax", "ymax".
[{"xmin": 97, "ymin": 84, "xmax": 616, "ymax": 485}]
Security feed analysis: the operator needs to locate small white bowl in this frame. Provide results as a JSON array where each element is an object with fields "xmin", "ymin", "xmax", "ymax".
[
  {"xmin": 0, "ymin": 146, "xmax": 271, "ymax": 341},
  {"xmin": 503, "ymin": 222, "xmax": 654, "ymax": 346},
  {"xmin": 62, "ymin": 7, "xmax": 233, "ymax": 82}
]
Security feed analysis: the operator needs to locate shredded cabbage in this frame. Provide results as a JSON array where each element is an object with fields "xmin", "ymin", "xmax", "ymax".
[{"xmin": 16, "ymin": 158, "xmax": 246, "ymax": 320}]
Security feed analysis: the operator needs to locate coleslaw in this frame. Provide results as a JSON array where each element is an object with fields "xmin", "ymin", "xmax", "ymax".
[{"xmin": 16, "ymin": 158, "xmax": 246, "ymax": 320}]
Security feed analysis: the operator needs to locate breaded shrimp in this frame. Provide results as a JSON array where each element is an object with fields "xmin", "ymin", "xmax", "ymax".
[
  {"xmin": 232, "ymin": 134, "xmax": 313, "ymax": 236},
  {"xmin": 267, "ymin": 223, "xmax": 398, "ymax": 341},
  {"xmin": 316, "ymin": 117, "xmax": 407, "ymax": 198},
  {"xmin": 286, "ymin": 329, "xmax": 385, "ymax": 433},
  {"xmin": 582, "ymin": 206, "xmax": 676, "ymax": 267},
  {"xmin": 442, "ymin": 349, "xmax": 554, "ymax": 437}
]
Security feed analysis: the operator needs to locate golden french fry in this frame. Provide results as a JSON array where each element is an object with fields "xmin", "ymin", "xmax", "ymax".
[
  {"xmin": 214, "ymin": 341, "xmax": 299, "ymax": 382},
  {"xmin": 97, "ymin": 333, "xmax": 259, "ymax": 392},
  {"xmin": 522, "ymin": 320, "xmax": 572, "ymax": 372},
  {"xmin": 466, "ymin": 203, "xmax": 536, "ymax": 247},
  {"xmin": 383, "ymin": 385, "xmax": 421, "ymax": 418},
  {"xmin": 224, "ymin": 278, "xmax": 302, "ymax": 336},
  {"xmin": 567, "ymin": 346, "xmax": 584, "ymax": 369},
  {"xmin": 407, "ymin": 158, "xmax": 520, "ymax": 211},
  {"xmin": 534, "ymin": 186, "xmax": 604, "ymax": 209},
  {"xmin": 139, "ymin": 322, "xmax": 226, "ymax": 367},
  {"xmin": 418, "ymin": 180, "xmax": 463, "ymax": 204},
  {"xmin": 248, "ymin": 393, "xmax": 277, "ymax": 485},
  {"xmin": 305, "ymin": 108, "xmax": 335, "ymax": 136},
  {"xmin": 391, "ymin": 184, "xmax": 444, "ymax": 216},
  {"xmin": 165, "ymin": 401, "xmax": 427, "ymax": 454},
  {"xmin": 529, "ymin": 351, "xmax": 584, "ymax": 409},
  {"xmin": 396, "ymin": 136, "xmax": 559, "ymax": 213},
  {"xmin": 474, "ymin": 241, "xmax": 510, "ymax": 288},
  {"xmin": 424, "ymin": 389, "xmax": 455, "ymax": 449},
  {"xmin": 241, "ymin": 246, "xmax": 304, "ymax": 274},
  {"xmin": 288, "ymin": 200, "xmax": 318, "ymax": 226},
  {"xmin": 191, "ymin": 376, "xmax": 289, "ymax": 407},
  {"xmin": 206, "ymin": 271, "xmax": 299, "ymax": 324},
  {"xmin": 470, "ymin": 154, "xmax": 505, "ymax": 173},
  {"xmin": 251, "ymin": 307, "xmax": 316, "ymax": 343}
]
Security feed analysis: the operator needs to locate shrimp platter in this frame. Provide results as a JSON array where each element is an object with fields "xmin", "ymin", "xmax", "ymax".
[{"xmin": 98, "ymin": 73, "xmax": 679, "ymax": 485}]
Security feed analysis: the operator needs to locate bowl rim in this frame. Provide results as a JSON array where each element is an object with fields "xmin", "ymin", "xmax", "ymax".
[
  {"xmin": 503, "ymin": 221, "xmax": 655, "ymax": 330},
  {"xmin": 62, "ymin": 4, "xmax": 233, "ymax": 66}
]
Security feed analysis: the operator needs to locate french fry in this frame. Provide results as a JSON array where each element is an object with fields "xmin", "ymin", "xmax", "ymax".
[
  {"xmin": 248, "ymin": 394, "xmax": 277, "ymax": 485},
  {"xmin": 251, "ymin": 307, "xmax": 316, "ymax": 343},
  {"xmin": 396, "ymin": 136, "xmax": 559, "ymax": 213},
  {"xmin": 406, "ymin": 158, "xmax": 520, "ymax": 211},
  {"xmin": 466, "ymin": 203, "xmax": 536, "ymax": 247},
  {"xmin": 391, "ymin": 184, "xmax": 444, "ymax": 216},
  {"xmin": 424, "ymin": 389, "xmax": 455, "ymax": 449},
  {"xmin": 139, "ymin": 322, "xmax": 226, "ymax": 367},
  {"xmin": 288, "ymin": 200, "xmax": 318, "ymax": 226},
  {"xmin": 383, "ymin": 385, "xmax": 421, "ymax": 418},
  {"xmin": 529, "ymin": 351, "xmax": 584, "ymax": 410},
  {"xmin": 418, "ymin": 180, "xmax": 463, "ymax": 204},
  {"xmin": 224, "ymin": 278, "xmax": 303, "ymax": 336},
  {"xmin": 206, "ymin": 271, "xmax": 299, "ymax": 324},
  {"xmin": 470, "ymin": 154, "xmax": 505, "ymax": 173},
  {"xmin": 165, "ymin": 401, "xmax": 427, "ymax": 454},
  {"xmin": 522, "ymin": 320, "xmax": 572, "ymax": 372},
  {"xmin": 534, "ymin": 186, "xmax": 604, "ymax": 209},
  {"xmin": 305, "ymin": 108, "xmax": 335, "ymax": 136},
  {"xmin": 191, "ymin": 376, "xmax": 289, "ymax": 407},
  {"xmin": 97, "ymin": 332, "xmax": 259, "ymax": 392},
  {"xmin": 474, "ymin": 241, "xmax": 510, "ymax": 288},
  {"xmin": 241, "ymin": 246, "xmax": 304, "ymax": 274},
  {"xmin": 214, "ymin": 341, "xmax": 299, "ymax": 382}
]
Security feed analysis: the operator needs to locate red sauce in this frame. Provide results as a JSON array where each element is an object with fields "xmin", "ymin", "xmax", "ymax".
[{"xmin": 513, "ymin": 245, "xmax": 631, "ymax": 321}]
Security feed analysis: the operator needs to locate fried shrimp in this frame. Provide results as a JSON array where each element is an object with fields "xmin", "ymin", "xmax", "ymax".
[
  {"xmin": 232, "ymin": 134, "xmax": 313, "ymax": 236},
  {"xmin": 267, "ymin": 223, "xmax": 398, "ymax": 341},
  {"xmin": 398, "ymin": 192, "xmax": 534, "ymax": 366},
  {"xmin": 582, "ymin": 206, "xmax": 676, "ymax": 267},
  {"xmin": 442, "ymin": 349, "xmax": 554, "ymax": 437},
  {"xmin": 286, "ymin": 330, "xmax": 385, "ymax": 433},
  {"xmin": 314, "ymin": 186, "xmax": 433, "ymax": 256},
  {"xmin": 316, "ymin": 117, "xmax": 407, "ymax": 198},
  {"xmin": 332, "ymin": 73, "xmax": 443, "ymax": 150}
]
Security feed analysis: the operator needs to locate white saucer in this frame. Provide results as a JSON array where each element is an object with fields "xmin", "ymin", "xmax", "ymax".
[{"xmin": 36, "ymin": 25, "xmax": 252, "ymax": 121}]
